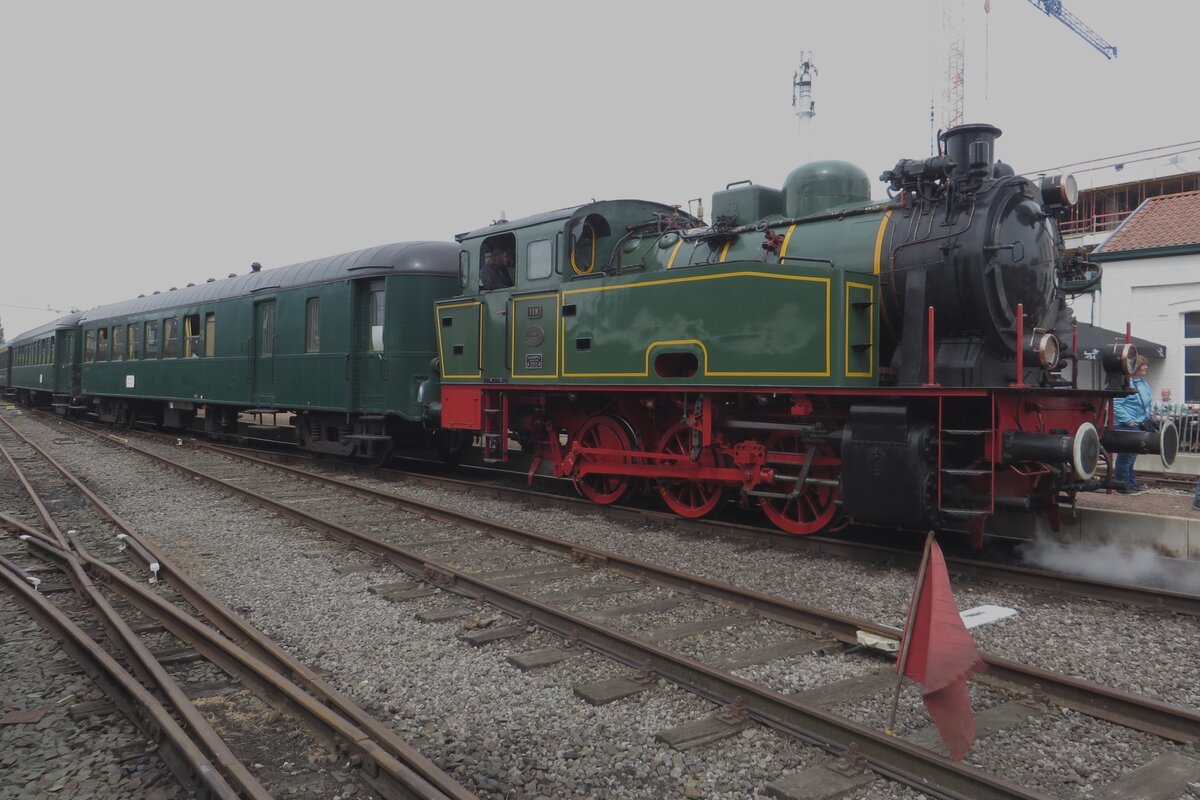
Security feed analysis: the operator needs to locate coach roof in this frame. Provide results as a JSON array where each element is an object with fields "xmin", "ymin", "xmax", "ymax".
[
  {"xmin": 79, "ymin": 241, "xmax": 461, "ymax": 324},
  {"xmin": 8, "ymin": 313, "xmax": 84, "ymax": 345}
]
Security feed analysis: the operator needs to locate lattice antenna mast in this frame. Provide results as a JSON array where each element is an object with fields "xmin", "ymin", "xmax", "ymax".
[
  {"xmin": 941, "ymin": 0, "xmax": 965, "ymax": 133},
  {"xmin": 1025, "ymin": 0, "xmax": 1117, "ymax": 59},
  {"xmin": 792, "ymin": 52, "xmax": 817, "ymax": 122}
]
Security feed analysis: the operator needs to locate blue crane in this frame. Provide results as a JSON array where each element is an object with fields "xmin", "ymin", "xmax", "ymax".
[{"xmin": 1025, "ymin": 0, "xmax": 1117, "ymax": 59}]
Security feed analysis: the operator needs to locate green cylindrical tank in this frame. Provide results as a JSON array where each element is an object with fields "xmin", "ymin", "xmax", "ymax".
[{"xmin": 784, "ymin": 160, "xmax": 871, "ymax": 217}]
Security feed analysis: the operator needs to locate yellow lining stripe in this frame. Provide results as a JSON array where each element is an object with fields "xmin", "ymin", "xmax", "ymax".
[
  {"xmin": 844, "ymin": 281, "xmax": 874, "ymax": 378},
  {"xmin": 510, "ymin": 293, "xmax": 560, "ymax": 379},
  {"xmin": 561, "ymin": 272, "xmax": 831, "ymax": 377},
  {"xmin": 666, "ymin": 239, "xmax": 684, "ymax": 269},
  {"xmin": 778, "ymin": 224, "xmax": 797, "ymax": 264},
  {"xmin": 434, "ymin": 300, "xmax": 483, "ymax": 379},
  {"xmin": 872, "ymin": 209, "xmax": 893, "ymax": 276}
]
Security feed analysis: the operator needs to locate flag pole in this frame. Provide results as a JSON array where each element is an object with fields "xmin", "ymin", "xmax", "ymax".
[{"xmin": 886, "ymin": 531, "xmax": 935, "ymax": 736}]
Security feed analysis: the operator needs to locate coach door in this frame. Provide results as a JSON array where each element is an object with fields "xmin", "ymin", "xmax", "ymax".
[
  {"xmin": 252, "ymin": 300, "xmax": 277, "ymax": 404},
  {"xmin": 352, "ymin": 279, "xmax": 387, "ymax": 411},
  {"xmin": 56, "ymin": 330, "xmax": 76, "ymax": 395}
]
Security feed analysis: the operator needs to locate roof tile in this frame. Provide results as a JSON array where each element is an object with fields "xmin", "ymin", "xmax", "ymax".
[{"xmin": 1095, "ymin": 189, "xmax": 1200, "ymax": 254}]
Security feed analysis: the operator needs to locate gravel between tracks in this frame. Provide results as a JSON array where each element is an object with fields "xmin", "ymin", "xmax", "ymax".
[
  {"xmin": 7, "ymin": 412, "xmax": 1200, "ymax": 798},
  {"xmin": 0, "ymin": 592, "xmax": 186, "ymax": 800}
]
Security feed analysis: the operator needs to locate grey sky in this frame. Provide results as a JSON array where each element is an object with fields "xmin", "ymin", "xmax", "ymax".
[{"xmin": 2, "ymin": 1, "xmax": 1197, "ymax": 339}]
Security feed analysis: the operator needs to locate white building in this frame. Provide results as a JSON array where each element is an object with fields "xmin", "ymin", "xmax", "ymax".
[{"xmin": 1083, "ymin": 190, "xmax": 1200, "ymax": 403}]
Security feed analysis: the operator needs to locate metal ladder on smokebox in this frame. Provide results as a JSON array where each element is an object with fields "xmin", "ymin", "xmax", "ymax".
[
  {"xmin": 937, "ymin": 426, "xmax": 993, "ymax": 529},
  {"xmin": 481, "ymin": 390, "xmax": 508, "ymax": 463}
]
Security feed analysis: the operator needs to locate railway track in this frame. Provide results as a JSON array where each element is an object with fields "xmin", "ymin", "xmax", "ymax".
[
  {"xmin": 152, "ymin": 429, "xmax": 1200, "ymax": 615},
  {"xmin": 14, "ymin": 411, "xmax": 1200, "ymax": 798},
  {"xmin": 0, "ymin": 415, "xmax": 475, "ymax": 800}
]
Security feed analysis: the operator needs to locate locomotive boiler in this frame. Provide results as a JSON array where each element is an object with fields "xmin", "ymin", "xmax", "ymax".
[{"xmin": 435, "ymin": 122, "xmax": 1176, "ymax": 542}]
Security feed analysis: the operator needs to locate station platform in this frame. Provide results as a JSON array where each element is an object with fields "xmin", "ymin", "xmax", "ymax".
[{"xmin": 991, "ymin": 453, "xmax": 1200, "ymax": 561}]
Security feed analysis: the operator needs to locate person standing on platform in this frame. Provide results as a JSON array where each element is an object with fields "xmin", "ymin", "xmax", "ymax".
[{"xmin": 1113, "ymin": 355, "xmax": 1152, "ymax": 494}]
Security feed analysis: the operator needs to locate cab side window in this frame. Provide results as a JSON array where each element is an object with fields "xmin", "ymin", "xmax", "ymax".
[
  {"xmin": 479, "ymin": 233, "xmax": 516, "ymax": 291},
  {"xmin": 527, "ymin": 239, "xmax": 553, "ymax": 281}
]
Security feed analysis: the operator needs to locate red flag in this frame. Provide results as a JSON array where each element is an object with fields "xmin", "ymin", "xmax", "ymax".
[{"xmin": 898, "ymin": 538, "xmax": 985, "ymax": 761}]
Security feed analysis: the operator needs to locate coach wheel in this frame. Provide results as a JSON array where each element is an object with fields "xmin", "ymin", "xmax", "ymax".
[
  {"xmin": 367, "ymin": 440, "xmax": 393, "ymax": 468},
  {"xmin": 759, "ymin": 433, "xmax": 840, "ymax": 535},
  {"xmin": 656, "ymin": 422, "xmax": 725, "ymax": 519},
  {"xmin": 572, "ymin": 414, "xmax": 638, "ymax": 505}
]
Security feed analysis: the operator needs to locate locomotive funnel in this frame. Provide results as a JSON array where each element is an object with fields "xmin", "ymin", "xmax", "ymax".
[{"xmin": 940, "ymin": 123, "xmax": 1002, "ymax": 178}]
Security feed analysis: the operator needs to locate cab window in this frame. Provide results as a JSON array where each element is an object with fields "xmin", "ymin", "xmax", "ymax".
[
  {"xmin": 479, "ymin": 233, "xmax": 516, "ymax": 291},
  {"xmin": 527, "ymin": 239, "xmax": 553, "ymax": 280}
]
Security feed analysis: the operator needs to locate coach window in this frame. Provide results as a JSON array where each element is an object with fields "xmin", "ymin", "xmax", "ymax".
[
  {"xmin": 144, "ymin": 320, "xmax": 160, "ymax": 359},
  {"xmin": 204, "ymin": 313, "xmax": 216, "ymax": 357},
  {"xmin": 305, "ymin": 298, "xmax": 320, "ymax": 352},
  {"xmin": 527, "ymin": 239, "xmax": 553, "ymax": 281},
  {"xmin": 85, "ymin": 330, "xmax": 96, "ymax": 362},
  {"xmin": 128, "ymin": 323, "xmax": 140, "ymax": 360},
  {"xmin": 96, "ymin": 328, "xmax": 110, "ymax": 362},
  {"xmin": 183, "ymin": 314, "xmax": 201, "ymax": 358},
  {"xmin": 112, "ymin": 325, "xmax": 126, "ymax": 362},
  {"xmin": 163, "ymin": 318, "xmax": 179, "ymax": 358},
  {"xmin": 368, "ymin": 283, "xmax": 384, "ymax": 352}
]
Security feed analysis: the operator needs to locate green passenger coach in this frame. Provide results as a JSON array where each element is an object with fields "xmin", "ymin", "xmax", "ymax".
[
  {"xmin": 77, "ymin": 242, "xmax": 460, "ymax": 461},
  {"xmin": 7, "ymin": 313, "xmax": 83, "ymax": 410}
]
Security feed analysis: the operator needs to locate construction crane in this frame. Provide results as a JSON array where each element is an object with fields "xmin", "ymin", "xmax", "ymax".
[{"xmin": 1025, "ymin": 0, "xmax": 1117, "ymax": 59}]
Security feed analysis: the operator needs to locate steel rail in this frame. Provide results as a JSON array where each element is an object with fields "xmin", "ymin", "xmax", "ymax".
[
  {"xmin": 0, "ymin": 418, "xmax": 476, "ymax": 800},
  {"xmin": 0, "ymin": 537, "xmax": 243, "ymax": 800},
  {"xmin": 56, "ymin": 426, "xmax": 1068, "ymax": 797},
  {"xmin": 199, "ymin": 441, "xmax": 1200, "ymax": 743},
  {"xmin": 40, "ymin": 417, "xmax": 1200, "ymax": 788},
  {"xmin": 0, "ymin": 431, "xmax": 273, "ymax": 799},
  {"xmin": 193, "ymin": 444, "xmax": 1200, "ymax": 744},
  {"xmin": 208, "ymin": 441, "xmax": 1200, "ymax": 618}
]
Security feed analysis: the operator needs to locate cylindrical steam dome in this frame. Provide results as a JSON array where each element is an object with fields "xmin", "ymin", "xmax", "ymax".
[{"xmin": 784, "ymin": 160, "xmax": 870, "ymax": 217}]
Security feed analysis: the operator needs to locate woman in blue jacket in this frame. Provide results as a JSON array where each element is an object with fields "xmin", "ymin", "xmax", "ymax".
[{"xmin": 1112, "ymin": 355, "xmax": 1152, "ymax": 493}]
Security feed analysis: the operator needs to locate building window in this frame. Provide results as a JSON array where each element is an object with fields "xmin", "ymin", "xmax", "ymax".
[
  {"xmin": 205, "ymin": 313, "xmax": 216, "ymax": 357},
  {"xmin": 128, "ymin": 323, "xmax": 140, "ymax": 360},
  {"xmin": 1186, "ymin": 313, "xmax": 1200, "ymax": 403},
  {"xmin": 163, "ymin": 318, "xmax": 179, "ymax": 358},
  {"xmin": 183, "ymin": 314, "xmax": 201, "ymax": 358},
  {"xmin": 527, "ymin": 239, "xmax": 553, "ymax": 280},
  {"xmin": 305, "ymin": 297, "xmax": 320, "ymax": 353},
  {"xmin": 145, "ymin": 320, "xmax": 160, "ymax": 359},
  {"xmin": 112, "ymin": 325, "xmax": 126, "ymax": 362},
  {"xmin": 96, "ymin": 328, "xmax": 109, "ymax": 362}
]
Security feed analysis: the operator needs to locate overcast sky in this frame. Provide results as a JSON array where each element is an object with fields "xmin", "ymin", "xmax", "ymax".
[{"xmin": 3, "ymin": 1, "xmax": 1197, "ymax": 339}]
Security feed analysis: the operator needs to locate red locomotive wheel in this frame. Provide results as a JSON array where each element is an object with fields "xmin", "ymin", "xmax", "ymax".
[
  {"xmin": 656, "ymin": 422, "xmax": 725, "ymax": 519},
  {"xmin": 572, "ymin": 415, "xmax": 638, "ymax": 505},
  {"xmin": 759, "ymin": 433, "xmax": 839, "ymax": 535}
]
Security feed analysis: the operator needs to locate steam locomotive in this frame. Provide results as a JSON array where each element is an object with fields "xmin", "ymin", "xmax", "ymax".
[
  {"xmin": 433, "ymin": 122, "xmax": 1176, "ymax": 543},
  {"xmin": 4, "ymin": 123, "xmax": 1177, "ymax": 543}
]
